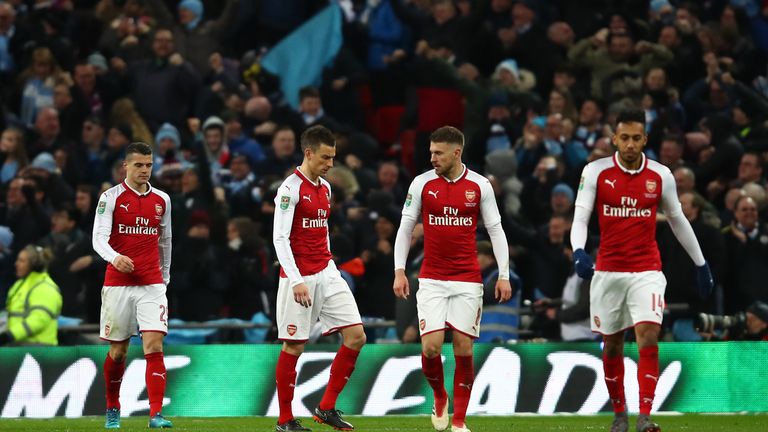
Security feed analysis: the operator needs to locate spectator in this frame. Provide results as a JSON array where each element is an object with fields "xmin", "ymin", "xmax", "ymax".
[
  {"xmin": 568, "ymin": 29, "xmax": 673, "ymax": 99},
  {"xmin": 225, "ymin": 216, "xmax": 272, "ymax": 320},
  {"xmin": 80, "ymin": 115, "xmax": 110, "ymax": 186},
  {"xmin": 114, "ymin": 28, "xmax": 201, "ymax": 131},
  {"xmin": 40, "ymin": 205, "xmax": 93, "ymax": 318},
  {"xmin": 223, "ymin": 153, "xmax": 260, "ymax": 218},
  {"xmin": 659, "ymin": 134, "xmax": 688, "ymax": 171},
  {"xmin": 152, "ymin": 121, "xmax": 184, "ymax": 174},
  {"xmin": 222, "ymin": 110, "xmax": 264, "ymax": 166},
  {"xmin": 478, "ymin": 240, "xmax": 522, "ymax": 342},
  {"xmin": 722, "ymin": 196, "xmax": 768, "ymax": 313},
  {"xmin": 0, "ymin": 127, "xmax": 27, "ymax": 185},
  {"xmin": 170, "ymin": 209, "xmax": 228, "ymax": 321},
  {"xmin": 16, "ymin": 47, "xmax": 66, "ymax": 126},
  {"xmin": 1, "ymin": 177, "xmax": 51, "ymax": 253},
  {"xmin": 673, "ymin": 166, "xmax": 696, "ymax": 195},
  {"xmin": 147, "ymin": 0, "xmax": 241, "ymax": 75},
  {"xmin": 257, "ymin": 126, "xmax": 302, "ymax": 183},
  {"xmin": 658, "ymin": 192, "xmax": 725, "ymax": 327},
  {"xmin": 72, "ymin": 61, "xmax": 117, "ymax": 119}
]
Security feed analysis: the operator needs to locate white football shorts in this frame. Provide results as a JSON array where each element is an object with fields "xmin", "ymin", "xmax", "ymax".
[
  {"xmin": 100, "ymin": 283, "xmax": 169, "ymax": 341},
  {"xmin": 590, "ymin": 270, "xmax": 667, "ymax": 335},
  {"xmin": 276, "ymin": 260, "xmax": 362, "ymax": 341},
  {"xmin": 416, "ymin": 278, "xmax": 483, "ymax": 338}
]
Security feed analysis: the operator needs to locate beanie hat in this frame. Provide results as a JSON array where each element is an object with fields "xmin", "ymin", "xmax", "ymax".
[
  {"xmin": 155, "ymin": 122, "xmax": 181, "ymax": 149},
  {"xmin": 178, "ymin": 0, "xmax": 203, "ymax": 30}
]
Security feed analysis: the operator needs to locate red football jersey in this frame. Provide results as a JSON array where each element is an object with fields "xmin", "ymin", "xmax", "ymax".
[
  {"xmin": 401, "ymin": 166, "xmax": 502, "ymax": 283},
  {"xmin": 575, "ymin": 153, "xmax": 681, "ymax": 272},
  {"xmin": 93, "ymin": 182, "xmax": 172, "ymax": 286},
  {"xmin": 273, "ymin": 169, "xmax": 333, "ymax": 287}
]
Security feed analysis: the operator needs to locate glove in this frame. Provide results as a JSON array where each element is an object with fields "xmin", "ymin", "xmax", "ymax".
[
  {"xmin": 696, "ymin": 261, "xmax": 714, "ymax": 299},
  {"xmin": 573, "ymin": 248, "xmax": 594, "ymax": 280}
]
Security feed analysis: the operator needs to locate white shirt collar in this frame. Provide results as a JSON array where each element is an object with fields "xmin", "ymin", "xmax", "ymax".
[
  {"xmin": 614, "ymin": 152, "xmax": 646, "ymax": 175},
  {"xmin": 124, "ymin": 180, "xmax": 152, "ymax": 196}
]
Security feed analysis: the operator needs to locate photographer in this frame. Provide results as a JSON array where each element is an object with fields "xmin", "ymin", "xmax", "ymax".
[{"xmin": 697, "ymin": 301, "xmax": 768, "ymax": 341}]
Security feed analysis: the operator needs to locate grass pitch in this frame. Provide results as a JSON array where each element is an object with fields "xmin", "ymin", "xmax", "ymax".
[{"xmin": 0, "ymin": 414, "xmax": 765, "ymax": 431}]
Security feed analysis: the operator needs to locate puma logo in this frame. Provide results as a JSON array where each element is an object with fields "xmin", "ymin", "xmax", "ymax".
[
  {"xmin": 119, "ymin": 203, "xmax": 130, "ymax": 211},
  {"xmin": 458, "ymin": 383, "xmax": 472, "ymax": 389},
  {"xmin": 152, "ymin": 372, "xmax": 166, "ymax": 380},
  {"xmin": 644, "ymin": 374, "xmax": 658, "ymax": 383},
  {"xmin": 110, "ymin": 379, "xmax": 122, "ymax": 383},
  {"xmin": 604, "ymin": 179, "xmax": 616, "ymax": 189},
  {"xmin": 605, "ymin": 376, "xmax": 619, "ymax": 383},
  {"xmin": 426, "ymin": 377, "xmax": 440, "ymax": 382},
  {"xmin": 302, "ymin": 194, "xmax": 312, "ymax": 202},
  {"xmin": 428, "ymin": 190, "xmax": 439, "ymax": 199}
]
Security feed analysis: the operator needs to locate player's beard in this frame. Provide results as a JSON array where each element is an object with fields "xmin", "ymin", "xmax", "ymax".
[
  {"xmin": 619, "ymin": 150, "xmax": 640, "ymax": 166},
  {"xmin": 433, "ymin": 159, "xmax": 456, "ymax": 177}
]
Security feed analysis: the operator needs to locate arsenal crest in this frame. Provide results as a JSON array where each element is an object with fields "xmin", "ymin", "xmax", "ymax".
[
  {"xmin": 465, "ymin": 190, "xmax": 476, "ymax": 202},
  {"xmin": 155, "ymin": 204, "xmax": 164, "ymax": 215},
  {"xmin": 645, "ymin": 179, "xmax": 657, "ymax": 193},
  {"xmin": 593, "ymin": 316, "xmax": 601, "ymax": 328},
  {"xmin": 104, "ymin": 324, "xmax": 111, "ymax": 337},
  {"xmin": 287, "ymin": 324, "xmax": 297, "ymax": 336},
  {"xmin": 419, "ymin": 319, "xmax": 426, "ymax": 331}
]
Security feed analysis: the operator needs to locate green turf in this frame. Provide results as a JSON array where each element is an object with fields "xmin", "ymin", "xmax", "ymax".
[{"xmin": 0, "ymin": 415, "xmax": 766, "ymax": 432}]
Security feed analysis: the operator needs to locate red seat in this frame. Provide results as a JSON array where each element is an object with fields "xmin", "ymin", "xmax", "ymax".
[
  {"xmin": 372, "ymin": 105, "xmax": 406, "ymax": 147},
  {"xmin": 415, "ymin": 88, "xmax": 464, "ymax": 132},
  {"xmin": 399, "ymin": 129, "xmax": 417, "ymax": 177}
]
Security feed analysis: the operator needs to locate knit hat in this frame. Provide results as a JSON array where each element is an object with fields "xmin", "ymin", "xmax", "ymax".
[
  {"xmin": 155, "ymin": 123, "xmax": 181, "ymax": 149},
  {"xmin": 178, "ymin": 0, "xmax": 203, "ymax": 30},
  {"xmin": 650, "ymin": 0, "xmax": 672, "ymax": 13},
  {"xmin": 31, "ymin": 152, "xmax": 57, "ymax": 173},
  {"xmin": 552, "ymin": 182, "xmax": 575, "ymax": 202},
  {"xmin": 495, "ymin": 59, "xmax": 520, "ymax": 81},
  {"xmin": 188, "ymin": 209, "xmax": 211, "ymax": 229},
  {"xmin": 202, "ymin": 116, "xmax": 225, "ymax": 133},
  {"xmin": 87, "ymin": 52, "xmax": 108, "ymax": 72}
]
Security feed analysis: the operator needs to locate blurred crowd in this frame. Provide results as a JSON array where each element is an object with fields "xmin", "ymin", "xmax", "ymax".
[{"xmin": 0, "ymin": 0, "xmax": 767, "ymax": 343}]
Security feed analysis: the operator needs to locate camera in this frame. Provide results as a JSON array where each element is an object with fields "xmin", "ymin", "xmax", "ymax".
[{"xmin": 695, "ymin": 312, "xmax": 746, "ymax": 334}]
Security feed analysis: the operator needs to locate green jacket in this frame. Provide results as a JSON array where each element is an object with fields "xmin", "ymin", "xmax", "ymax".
[{"xmin": 5, "ymin": 271, "xmax": 62, "ymax": 345}]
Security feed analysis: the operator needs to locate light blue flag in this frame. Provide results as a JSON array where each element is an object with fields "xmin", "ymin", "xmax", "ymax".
[{"xmin": 261, "ymin": 4, "xmax": 343, "ymax": 109}]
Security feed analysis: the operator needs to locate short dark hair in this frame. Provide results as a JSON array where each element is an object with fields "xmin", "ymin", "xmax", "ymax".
[
  {"xmin": 300, "ymin": 125, "xmax": 335, "ymax": 152},
  {"xmin": 299, "ymin": 86, "xmax": 320, "ymax": 102},
  {"xmin": 274, "ymin": 125, "xmax": 295, "ymax": 137},
  {"xmin": 126, "ymin": 142, "xmax": 153, "ymax": 158},
  {"xmin": 582, "ymin": 97, "xmax": 604, "ymax": 113},
  {"xmin": 54, "ymin": 203, "xmax": 80, "ymax": 222},
  {"xmin": 429, "ymin": 126, "xmax": 464, "ymax": 147},
  {"xmin": 615, "ymin": 109, "xmax": 646, "ymax": 128},
  {"xmin": 661, "ymin": 134, "xmax": 684, "ymax": 148}
]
